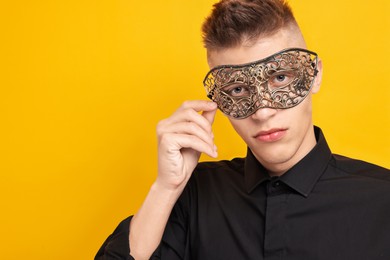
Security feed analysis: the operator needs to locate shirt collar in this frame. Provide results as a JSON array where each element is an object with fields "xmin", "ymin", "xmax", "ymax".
[
  {"xmin": 244, "ymin": 126, "xmax": 332, "ymax": 196},
  {"xmin": 244, "ymin": 146, "xmax": 270, "ymax": 193}
]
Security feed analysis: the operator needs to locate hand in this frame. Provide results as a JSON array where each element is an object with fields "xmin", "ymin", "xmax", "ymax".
[{"xmin": 155, "ymin": 100, "xmax": 218, "ymax": 191}]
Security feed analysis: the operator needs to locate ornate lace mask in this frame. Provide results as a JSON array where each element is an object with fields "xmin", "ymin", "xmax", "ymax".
[{"xmin": 203, "ymin": 48, "xmax": 318, "ymax": 119}]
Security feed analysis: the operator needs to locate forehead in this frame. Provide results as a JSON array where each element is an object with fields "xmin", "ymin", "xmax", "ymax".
[{"xmin": 207, "ymin": 28, "xmax": 306, "ymax": 68}]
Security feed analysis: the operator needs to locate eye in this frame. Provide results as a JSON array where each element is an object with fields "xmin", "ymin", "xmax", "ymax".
[
  {"xmin": 222, "ymin": 84, "xmax": 251, "ymax": 97},
  {"xmin": 275, "ymin": 75, "xmax": 286, "ymax": 82},
  {"xmin": 268, "ymin": 70, "xmax": 297, "ymax": 89}
]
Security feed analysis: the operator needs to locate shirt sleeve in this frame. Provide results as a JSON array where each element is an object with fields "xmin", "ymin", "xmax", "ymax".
[
  {"xmin": 95, "ymin": 216, "xmax": 135, "ymax": 260},
  {"xmin": 95, "ymin": 210, "xmax": 189, "ymax": 259},
  {"xmin": 95, "ymin": 183, "xmax": 192, "ymax": 260}
]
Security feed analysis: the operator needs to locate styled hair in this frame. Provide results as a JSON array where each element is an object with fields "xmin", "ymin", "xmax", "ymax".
[{"xmin": 202, "ymin": 0, "xmax": 298, "ymax": 50}]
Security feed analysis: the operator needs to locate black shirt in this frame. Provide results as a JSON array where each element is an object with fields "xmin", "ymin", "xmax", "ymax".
[{"xmin": 96, "ymin": 127, "xmax": 390, "ymax": 260}]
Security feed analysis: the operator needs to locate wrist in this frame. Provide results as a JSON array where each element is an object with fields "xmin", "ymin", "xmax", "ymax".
[{"xmin": 151, "ymin": 180, "xmax": 184, "ymax": 202}]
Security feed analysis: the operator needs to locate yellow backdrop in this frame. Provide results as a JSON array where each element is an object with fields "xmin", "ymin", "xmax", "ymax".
[{"xmin": 1, "ymin": 0, "xmax": 389, "ymax": 259}]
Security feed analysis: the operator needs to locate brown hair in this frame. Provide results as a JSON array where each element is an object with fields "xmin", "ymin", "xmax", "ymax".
[{"xmin": 202, "ymin": 0, "xmax": 298, "ymax": 50}]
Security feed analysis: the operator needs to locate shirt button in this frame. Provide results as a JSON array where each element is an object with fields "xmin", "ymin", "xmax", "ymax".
[{"xmin": 272, "ymin": 181, "xmax": 281, "ymax": 187}]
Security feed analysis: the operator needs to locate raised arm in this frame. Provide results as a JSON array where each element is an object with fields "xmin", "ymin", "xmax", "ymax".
[{"xmin": 129, "ymin": 100, "xmax": 217, "ymax": 260}]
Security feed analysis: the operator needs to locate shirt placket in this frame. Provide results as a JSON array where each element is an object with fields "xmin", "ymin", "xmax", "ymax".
[{"xmin": 264, "ymin": 178, "xmax": 288, "ymax": 260}]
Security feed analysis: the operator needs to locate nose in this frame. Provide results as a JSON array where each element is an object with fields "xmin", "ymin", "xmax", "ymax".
[{"xmin": 250, "ymin": 107, "xmax": 277, "ymax": 121}]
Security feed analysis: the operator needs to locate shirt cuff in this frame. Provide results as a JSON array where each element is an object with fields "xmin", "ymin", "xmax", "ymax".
[{"xmin": 95, "ymin": 216, "xmax": 134, "ymax": 260}]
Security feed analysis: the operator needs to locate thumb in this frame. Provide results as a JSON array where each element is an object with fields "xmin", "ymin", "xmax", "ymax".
[{"xmin": 202, "ymin": 104, "xmax": 217, "ymax": 125}]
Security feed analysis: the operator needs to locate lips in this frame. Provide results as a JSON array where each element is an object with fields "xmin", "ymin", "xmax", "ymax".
[{"xmin": 254, "ymin": 128, "xmax": 287, "ymax": 142}]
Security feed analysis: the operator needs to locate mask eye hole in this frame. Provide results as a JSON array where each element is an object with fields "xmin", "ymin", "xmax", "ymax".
[
  {"xmin": 267, "ymin": 70, "xmax": 297, "ymax": 89},
  {"xmin": 221, "ymin": 84, "xmax": 252, "ymax": 97}
]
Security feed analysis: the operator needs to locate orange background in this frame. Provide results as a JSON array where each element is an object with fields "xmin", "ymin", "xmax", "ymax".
[{"xmin": 0, "ymin": 0, "xmax": 389, "ymax": 259}]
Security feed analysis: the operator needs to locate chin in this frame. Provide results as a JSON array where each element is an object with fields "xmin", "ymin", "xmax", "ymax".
[
  {"xmin": 263, "ymin": 153, "xmax": 294, "ymax": 166},
  {"xmin": 251, "ymin": 143, "xmax": 298, "ymax": 170}
]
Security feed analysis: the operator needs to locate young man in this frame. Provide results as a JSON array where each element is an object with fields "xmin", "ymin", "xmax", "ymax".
[{"xmin": 96, "ymin": 0, "xmax": 390, "ymax": 259}]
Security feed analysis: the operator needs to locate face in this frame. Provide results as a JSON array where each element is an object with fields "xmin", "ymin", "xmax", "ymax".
[{"xmin": 207, "ymin": 28, "xmax": 323, "ymax": 175}]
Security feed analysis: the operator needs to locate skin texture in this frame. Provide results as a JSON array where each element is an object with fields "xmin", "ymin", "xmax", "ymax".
[{"xmin": 208, "ymin": 27, "xmax": 323, "ymax": 175}]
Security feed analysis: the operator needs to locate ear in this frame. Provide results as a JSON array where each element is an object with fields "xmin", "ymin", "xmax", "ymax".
[{"xmin": 311, "ymin": 58, "xmax": 323, "ymax": 94}]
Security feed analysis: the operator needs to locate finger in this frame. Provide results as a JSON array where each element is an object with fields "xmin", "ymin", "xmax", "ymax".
[
  {"xmin": 160, "ymin": 133, "xmax": 217, "ymax": 158},
  {"xmin": 180, "ymin": 100, "xmax": 217, "ymax": 113},
  {"xmin": 201, "ymin": 105, "xmax": 217, "ymax": 125},
  {"xmin": 163, "ymin": 107, "xmax": 214, "ymax": 136},
  {"xmin": 159, "ymin": 121, "xmax": 214, "ymax": 148}
]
